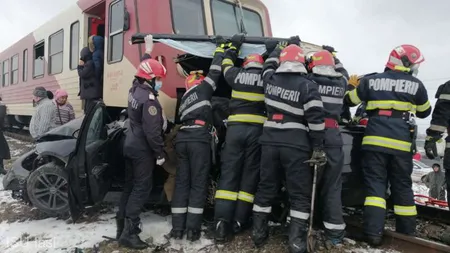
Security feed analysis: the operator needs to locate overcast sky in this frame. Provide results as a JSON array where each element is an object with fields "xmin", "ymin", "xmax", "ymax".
[{"xmin": 1, "ymin": 0, "xmax": 449, "ymax": 133}]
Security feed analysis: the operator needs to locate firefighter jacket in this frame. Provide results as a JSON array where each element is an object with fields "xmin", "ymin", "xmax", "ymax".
[
  {"xmin": 259, "ymin": 47, "xmax": 325, "ymax": 151},
  {"xmin": 426, "ymin": 80, "xmax": 450, "ymax": 141},
  {"xmin": 175, "ymin": 50, "xmax": 225, "ymax": 143},
  {"xmin": 221, "ymin": 49, "xmax": 266, "ymax": 125},
  {"xmin": 345, "ymin": 70, "xmax": 431, "ymax": 155},
  {"xmin": 307, "ymin": 74, "xmax": 347, "ymax": 147}
]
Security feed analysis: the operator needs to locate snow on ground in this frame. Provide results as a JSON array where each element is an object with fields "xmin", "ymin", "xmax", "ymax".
[
  {"xmin": 413, "ymin": 182, "xmax": 429, "ymax": 196},
  {"xmin": 0, "ymin": 178, "xmax": 213, "ymax": 253}
]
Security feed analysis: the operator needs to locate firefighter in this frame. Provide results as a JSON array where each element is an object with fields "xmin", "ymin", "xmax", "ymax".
[
  {"xmin": 170, "ymin": 36, "xmax": 227, "ymax": 242},
  {"xmin": 305, "ymin": 50, "xmax": 348, "ymax": 246},
  {"xmin": 344, "ymin": 45, "xmax": 431, "ymax": 246},
  {"xmin": 424, "ymin": 79, "xmax": 450, "ymax": 202},
  {"xmin": 117, "ymin": 57, "xmax": 167, "ymax": 249},
  {"xmin": 213, "ymin": 34, "xmax": 267, "ymax": 242},
  {"xmin": 251, "ymin": 37, "xmax": 327, "ymax": 253}
]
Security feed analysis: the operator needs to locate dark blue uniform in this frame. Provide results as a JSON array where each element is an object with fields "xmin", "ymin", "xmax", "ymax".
[
  {"xmin": 426, "ymin": 80, "xmax": 450, "ymax": 202},
  {"xmin": 252, "ymin": 46, "xmax": 325, "ymax": 250},
  {"xmin": 214, "ymin": 48, "xmax": 266, "ymax": 237},
  {"xmin": 345, "ymin": 70, "xmax": 431, "ymax": 241},
  {"xmin": 307, "ymin": 73, "xmax": 347, "ymax": 241},
  {"xmin": 171, "ymin": 48, "xmax": 225, "ymax": 237},
  {"xmin": 118, "ymin": 79, "xmax": 164, "ymax": 222}
]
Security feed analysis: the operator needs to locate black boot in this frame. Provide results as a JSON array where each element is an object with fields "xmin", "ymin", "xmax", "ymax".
[
  {"xmin": 186, "ymin": 229, "xmax": 201, "ymax": 242},
  {"xmin": 251, "ymin": 212, "xmax": 269, "ymax": 247},
  {"xmin": 365, "ymin": 234, "xmax": 382, "ymax": 247},
  {"xmin": 119, "ymin": 218, "xmax": 148, "ymax": 249},
  {"xmin": 214, "ymin": 220, "xmax": 232, "ymax": 243},
  {"xmin": 116, "ymin": 216, "xmax": 125, "ymax": 240},
  {"xmin": 0, "ymin": 164, "xmax": 6, "ymax": 175},
  {"xmin": 288, "ymin": 218, "xmax": 307, "ymax": 253},
  {"xmin": 168, "ymin": 229, "xmax": 184, "ymax": 240}
]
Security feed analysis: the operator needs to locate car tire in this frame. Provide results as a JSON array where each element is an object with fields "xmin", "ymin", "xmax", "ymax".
[{"xmin": 26, "ymin": 162, "xmax": 69, "ymax": 216}]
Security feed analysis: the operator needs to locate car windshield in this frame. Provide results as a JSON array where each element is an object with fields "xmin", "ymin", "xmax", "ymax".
[{"xmin": 43, "ymin": 116, "xmax": 84, "ymax": 137}]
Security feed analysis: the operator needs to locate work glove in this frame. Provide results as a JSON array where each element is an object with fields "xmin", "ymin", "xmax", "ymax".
[
  {"xmin": 277, "ymin": 40, "xmax": 288, "ymax": 50},
  {"xmin": 156, "ymin": 155, "xmax": 165, "ymax": 166},
  {"xmin": 288, "ymin": 35, "xmax": 301, "ymax": 46},
  {"xmin": 215, "ymin": 35, "xmax": 227, "ymax": 47},
  {"xmin": 230, "ymin": 33, "xmax": 245, "ymax": 50},
  {"xmin": 322, "ymin": 45, "xmax": 336, "ymax": 54},
  {"xmin": 348, "ymin": 75, "xmax": 360, "ymax": 87},
  {"xmin": 144, "ymin": 34, "xmax": 154, "ymax": 54},
  {"xmin": 265, "ymin": 40, "xmax": 278, "ymax": 54},
  {"xmin": 310, "ymin": 147, "xmax": 327, "ymax": 166},
  {"xmin": 424, "ymin": 136, "xmax": 440, "ymax": 159}
]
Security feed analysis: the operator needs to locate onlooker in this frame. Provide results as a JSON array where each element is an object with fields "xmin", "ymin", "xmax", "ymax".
[
  {"xmin": 0, "ymin": 97, "xmax": 10, "ymax": 175},
  {"xmin": 53, "ymin": 89, "xmax": 75, "ymax": 126},
  {"xmin": 89, "ymin": 35, "xmax": 105, "ymax": 85},
  {"xmin": 422, "ymin": 163, "xmax": 446, "ymax": 200},
  {"xmin": 29, "ymin": 87, "xmax": 56, "ymax": 140},
  {"xmin": 78, "ymin": 47, "xmax": 101, "ymax": 114},
  {"xmin": 47, "ymin": 90, "xmax": 54, "ymax": 100}
]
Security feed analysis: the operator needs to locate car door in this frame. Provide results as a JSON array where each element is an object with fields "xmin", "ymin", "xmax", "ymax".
[{"xmin": 67, "ymin": 101, "xmax": 112, "ymax": 221}]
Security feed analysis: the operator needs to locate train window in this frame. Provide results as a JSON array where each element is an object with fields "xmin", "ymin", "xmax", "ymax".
[
  {"xmin": 211, "ymin": 0, "xmax": 263, "ymax": 37},
  {"xmin": 33, "ymin": 41, "xmax": 45, "ymax": 79},
  {"xmin": 108, "ymin": 0, "xmax": 124, "ymax": 63},
  {"xmin": 49, "ymin": 30, "xmax": 64, "ymax": 75},
  {"xmin": 70, "ymin": 22, "xmax": 80, "ymax": 70},
  {"xmin": 23, "ymin": 49, "xmax": 28, "ymax": 82},
  {"xmin": 11, "ymin": 54, "xmax": 19, "ymax": 85},
  {"xmin": 2, "ymin": 59, "xmax": 9, "ymax": 87},
  {"xmin": 170, "ymin": 0, "xmax": 206, "ymax": 35}
]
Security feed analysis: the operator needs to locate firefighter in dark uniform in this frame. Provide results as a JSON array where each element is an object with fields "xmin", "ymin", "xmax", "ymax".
[
  {"xmin": 170, "ymin": 36, "xmax": 227, "ymax": 242},
  {"xmin": 117, "ymin": 56, "xmax": 167, "ymax": 249},
  {"xmin": 213, "ymin": 34, "xmax": 267, "ymax": 242},
  {"xmin": 251, "ymin": 37, "xmax": 327, "ymax": 253},
  {"xmin": 305, "ymin": 50, "xmax": 348, "ymax": 246},
  {"xmin": 344, "ymin": 45, "xmax": 431, "ymax": 246},
  {"xmin": 424, "ymin": 79, "xmax": 450, "ymax": 202}
]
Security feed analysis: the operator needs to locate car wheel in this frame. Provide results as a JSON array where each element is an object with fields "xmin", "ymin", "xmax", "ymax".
[{"xmin": 26, "ymin": 162, "xmax": 69, "ymax": 216}]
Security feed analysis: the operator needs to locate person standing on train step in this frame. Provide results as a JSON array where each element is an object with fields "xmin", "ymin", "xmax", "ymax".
[
  {"xmin": 169, "ymin": 36, "xmax": 227, "ymax": 242},
  {"xmin": 29, "ymin": 87, "xmax": 57, "ymax": 140},
  {"xmin": 117, "ymin": 53, "xmax": 167, "ymax": 249},
  {"xmin": 0, "ymin": 97, "xmax": 10, "ymax": 175},
  {"xmin": 52, "ymin": 89, "xmax": 76, "ymax": 126},
  {"xmin": 305, "ymin": 50, "xmax": 349, "ymax": 248},
  {"xmin": 78, "ymin": 47, "xmax": 101, "ymax": 114},
  {"xmin": 251, "ymin": 38, "xmax": 327, "ymax": 253},
  {"xmin": 89, "ymin": 35, "xmax": 105, "ymax": 86},
  {"xmin": 214, "ymin": 33, "xmax": 266, "ymax": 242},
  {"xmin": 344, "ymin": 45, "xmax": 431, "ymax": 246}
]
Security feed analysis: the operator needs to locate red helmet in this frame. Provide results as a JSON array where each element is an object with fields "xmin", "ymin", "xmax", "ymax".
[
  {"xmin": 243, "ymin": 54, "xmax": 264, "ymax": 69},
  {"xmin": 385, "ymin": 45, "xmax": 424, "ymax": 72},
  {"xmin": 307, "ymin": 50, "xmax": 335, "ymax": 70},
  {"xmin": 279, "ymin": 45, "xmax": 305, "ymax": 64},
  {"xmin": 135, "ymin": 59, "xmax": 167, "ymax": 80},
  {"xmin": 185, "ymin": 71, "xmax": 205, "ymax": 90}
]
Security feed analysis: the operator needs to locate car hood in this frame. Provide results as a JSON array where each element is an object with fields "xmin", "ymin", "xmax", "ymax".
[{"xmin": 36, "ymin": 139, "xmax": 77, "ymax": 163}]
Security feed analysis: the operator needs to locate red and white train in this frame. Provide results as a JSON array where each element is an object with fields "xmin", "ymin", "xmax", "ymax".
[{"xmin": 0, "ymin": 0, "xmax": 274, "ymax": 127}]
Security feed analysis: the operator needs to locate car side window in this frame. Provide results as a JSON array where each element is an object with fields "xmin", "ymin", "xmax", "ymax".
[{"xmin": 85, "ymin": 107, "xmax": 105, "ymax": 146}]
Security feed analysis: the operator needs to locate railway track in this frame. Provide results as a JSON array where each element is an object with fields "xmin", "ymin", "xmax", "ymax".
[
  {"xmin": 3, "ymin": 127, "xmax": 34, "ymax": 143},
  {"xmin": 345, "ymin": 218, "xmax": 450, "ymax": 253}
]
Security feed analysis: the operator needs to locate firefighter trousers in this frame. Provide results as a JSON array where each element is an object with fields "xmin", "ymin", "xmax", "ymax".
[
  {"xmin": 443, "ymin": 147, "xmax": 450, "ymax": 202},
  {"xmin": 117, "ymin": 151, "xmax": 155, "ymax": 221},
  {"xmin": 253, "ymin": 145, "xmax": 312, "ymax": 223},
  {"xmin": 214, "ymin": 124, "xmax": 262, "ymax": 225},
  {"xmin": 172, "ymin": 141, "xmax": 211, "ymax": 231},
  {"xmin": 362, "ymin": 151, "xmax": 416, "ymax": 237},
  {"xmin": 319, "ymin": 147, "xmax": 346, "ymax": 239}
]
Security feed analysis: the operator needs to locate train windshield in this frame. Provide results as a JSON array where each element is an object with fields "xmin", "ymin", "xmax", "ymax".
[{"xmin": 211, "ymin": 0, "xmax": 263, "ymax": 36}]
